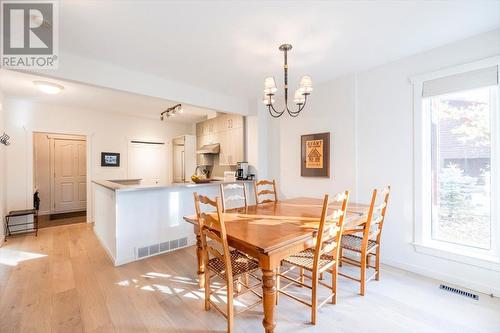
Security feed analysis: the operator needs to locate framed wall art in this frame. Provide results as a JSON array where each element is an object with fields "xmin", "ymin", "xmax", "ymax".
[
  {"xmin": 101, "ymin": 152, "xmax": 120, "ymax": 167},
  {"xmin": 301, "ymin": 132, "xmax": 330, "ymax": 177}
]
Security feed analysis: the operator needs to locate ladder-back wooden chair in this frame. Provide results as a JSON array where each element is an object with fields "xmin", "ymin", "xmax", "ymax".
[
  {"xmin": 277, "ymin": 191, "xmax": 349, "ymax": 325},
  {"xmin": 339, "ymin": 186, "xmax": 390, "ymax": 296},
  {"xmin": 219, "ymin": 183, "xmax": 248, "ymax": 212},
  {"xmin": 193, "ymin": 193, "xmax": 262, "ymax": 333},
  {"xmin": 253, "ymin": 179, "xmax": 278, "ymax": 204}
]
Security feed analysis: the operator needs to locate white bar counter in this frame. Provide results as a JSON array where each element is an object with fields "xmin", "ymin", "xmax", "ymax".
[{"xmin": 92, "ymin": 178, "xmax": 254, "ymax": 266}]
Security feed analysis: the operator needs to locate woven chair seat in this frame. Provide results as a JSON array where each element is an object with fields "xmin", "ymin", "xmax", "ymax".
[
  {"xmin": 282, "ymin": 248, "xmax": 335, "ymax": 271},
  {"xmin": 341, "ymin": 234, "xmax": 377, "ymax": 253},
  {"xmin": 208, "ymin": 249, "xmax": 259, "ymax": 279}
]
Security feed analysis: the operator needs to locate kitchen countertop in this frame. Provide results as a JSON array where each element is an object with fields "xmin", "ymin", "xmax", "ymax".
[{"xmin": 92, "ymin": 179, "xmax": 254, "ymax": 192}]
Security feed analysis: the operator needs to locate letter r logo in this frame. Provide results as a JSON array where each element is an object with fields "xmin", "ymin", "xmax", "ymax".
[{"xmin": 2, "ymin": 2, "xmax": 53, "ymax": 55}]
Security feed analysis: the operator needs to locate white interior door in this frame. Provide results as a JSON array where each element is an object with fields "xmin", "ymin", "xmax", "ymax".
[
  {"xmin": 53, "ymin": 139, "xmax": 86, "ymax": 213},
  {"xmin": 128, "ymin": 142, "xmax": 166, "ymax": 185}
]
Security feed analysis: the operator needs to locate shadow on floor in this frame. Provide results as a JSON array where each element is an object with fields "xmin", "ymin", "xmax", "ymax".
[{"xmin": 39, "ymin": 211, "xmax": 87, "ymax": 228}]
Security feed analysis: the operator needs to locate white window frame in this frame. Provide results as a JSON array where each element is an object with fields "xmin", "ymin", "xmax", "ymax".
[{"xmin": 411, "ymin": 56, "xmax": 500, "ymax": 271}]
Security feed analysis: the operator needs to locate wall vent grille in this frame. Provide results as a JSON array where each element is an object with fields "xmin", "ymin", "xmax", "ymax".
[
  {"xmin": 137, "ymin": 237, "xmax": 188, "ymax": 259},
  {"xmin": 439, "ymin": 284, "xmax": 479, "ymax": 300}
]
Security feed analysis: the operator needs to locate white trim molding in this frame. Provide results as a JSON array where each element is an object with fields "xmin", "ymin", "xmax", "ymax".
[
  {"xmin": 411, "ymin": 56, "xmax": 500, "ymax": 271},
  {"xmin": 25, "ymin": 127, "xmax": 94, "ymax": 223}
]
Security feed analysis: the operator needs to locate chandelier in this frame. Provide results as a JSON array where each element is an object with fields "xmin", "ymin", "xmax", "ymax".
[
  {"xmin": 160, "ymin": 103, "xmax": 183, "ymax": 120},
  {"xmin": 262, "ymin": 44, "xmax": 313, "ymax": 118}
]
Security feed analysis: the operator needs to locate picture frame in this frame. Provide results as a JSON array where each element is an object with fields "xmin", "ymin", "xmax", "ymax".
[
  {"xmin": 101, "ymin": 152, "xmax": 120, "ymax": 167},
  {"xmin": 301, "ymin": 132, "xmax": 330, "ymax": 177}
]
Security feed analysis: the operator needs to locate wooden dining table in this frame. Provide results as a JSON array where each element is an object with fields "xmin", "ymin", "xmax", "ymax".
[{"xmin": 183, "ymin": 197, "xmax": 370, "ymax": 333}]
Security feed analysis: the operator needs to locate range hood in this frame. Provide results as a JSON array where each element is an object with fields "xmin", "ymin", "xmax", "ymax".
[{"xmin": 196, "ymin": 143, "xmax": 220, "ymax": 154}]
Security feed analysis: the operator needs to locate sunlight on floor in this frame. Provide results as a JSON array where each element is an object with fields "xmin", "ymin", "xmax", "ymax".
[
  {"xmin": 115, "ymin": 271, "xmax": 255, "ymax": 307},
  {"xmin": 0, "ymin": 248, "xmax": 47, "ymax": 266}
]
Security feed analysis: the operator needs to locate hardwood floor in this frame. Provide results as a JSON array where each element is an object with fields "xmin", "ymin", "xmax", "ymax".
[
  {"xmin": 0, "ymin": 222, "xmax": 499, "ymax": 333},
  {"xmin": 38, "ymin": 213, "xmax": 87, "ymax": 229}
]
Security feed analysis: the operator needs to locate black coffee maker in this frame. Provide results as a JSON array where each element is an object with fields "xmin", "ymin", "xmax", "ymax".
[{"xmin": 236, "ymin": 161, "xmax": 248, "ymax": 180}]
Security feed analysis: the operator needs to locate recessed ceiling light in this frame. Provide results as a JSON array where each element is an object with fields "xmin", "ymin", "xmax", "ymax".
[{"xmin": 33, "ymin": 81, "xmax": 64, "ymax": 94}]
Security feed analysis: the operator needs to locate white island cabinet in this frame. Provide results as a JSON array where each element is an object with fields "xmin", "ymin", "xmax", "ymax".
[{"xmin": 92, "ymin": 179, "xmax": 254, "ymax": 266}]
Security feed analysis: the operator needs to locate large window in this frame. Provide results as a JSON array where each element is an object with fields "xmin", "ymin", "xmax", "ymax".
[
  {"xmin": 426, "ymin": 87, "xmax": 494, "ymax": 249},
  {"xmin": 413, "ymin": 59, "xmax": 499, "ymax": 265}
]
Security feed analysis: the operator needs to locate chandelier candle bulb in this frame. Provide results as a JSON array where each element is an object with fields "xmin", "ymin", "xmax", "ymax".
[
  {"xmin": 264, "ymin": 76, "xmax": 277, "ymax": 94},
  {"xmin": 262, "ymin": 94, "xmax": 275, "ymax": 105},
  {"xmin": 299, "ymin": 75, "xmax": 313, "ymax": 93},
  {"xmin": 294, "ymin": 89, "xmax": 306, "ymax": 105}
]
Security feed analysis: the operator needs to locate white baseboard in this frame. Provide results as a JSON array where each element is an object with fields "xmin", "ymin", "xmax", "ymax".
[{"xmin": 382, "ymin": 258, "xmax": 499, "ymax": 297}]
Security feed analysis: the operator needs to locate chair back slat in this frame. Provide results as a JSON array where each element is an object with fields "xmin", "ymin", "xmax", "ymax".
[
  {"xmin": 199, "ymin": 212, "xmax": 220, "ymax": 227},
  {"xmin": 313, "ymin": 191, "xmax": 349, "ymax": 270},
  {"xmin": 374, "ymin": 186, "xmax": 390, "ymax": 243},
  {"xmin": 193, "ymin": 192, "xmax": 233, "ymax": 287},
  {"xmin": 203, "ymin": 228, "xmax": 224, "ymax": 244},
  {"xmin": 260, "ymin": 199, "xmax": 275, "ymax": 204},
  {"xmin": 361, "ymin": 186, "xmax": 391, "ymax": 245},
  {"xmin": 198, "ymin": 195, "xmax": 218, "ymax": 207},
  {"xmin": 220, "ymin": 183, "xmax": 248, "ymax": 211},
  {"xmin": 257, "ymin": 189, "xmax": 275, "ymax": 196},
  {"xmin": 255, "ymin": 179, "xmax": 274, "ymax": 186},
  {"xmin": 253, "ymin": 179, "xmax": 278, "ymax": 204},
  {"xmin": 207, "ymin": 246, "xmax": 225, "ymax": 261}
]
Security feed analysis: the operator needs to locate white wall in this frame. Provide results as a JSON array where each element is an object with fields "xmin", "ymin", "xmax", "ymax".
[
  {"xmin": 267, "ymin": 74, "xmax": 358, "ymax": 199},
  {"xmin": 4, "ymin": 99, "xmax": 191, "ymax": 221},
  {"xmin": 0, "ymin": 89, "xmax": 5, "ymax": 244},
  {"xmin": 355, "ymin": 29, "xmax": 500, "ymax": 295}
]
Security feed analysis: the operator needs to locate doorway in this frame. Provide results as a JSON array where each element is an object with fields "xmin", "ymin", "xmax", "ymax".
[{"xmin": 33, "ymin": 132, "xmax": 87, "ymax": 227}]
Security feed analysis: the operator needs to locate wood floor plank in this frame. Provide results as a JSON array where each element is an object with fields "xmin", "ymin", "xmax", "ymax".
[
  {"xmin": 0, "ymin": 235, "xmax": 33, "ymax": 333},
  {"xmin": 18, "ymin": 228, "xmax": 53, "ymax": 333},
  {"xmin": 71, "ymin": 248, "xmax": 117, "ymax": 333},
  {"xmin": 0, "ymin": 222, "xmax": 499, "ymax": 333},
  {"xmin": 51, "ymin": 288, "xmax": 84, "ymax": 333}
]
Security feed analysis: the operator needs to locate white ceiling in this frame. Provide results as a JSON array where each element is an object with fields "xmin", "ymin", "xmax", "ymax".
[
  {"xmin": 58, "ymin": 0, "xmax": 500, "ymax": 99},
  {"xmin": 0, "ymin": 69, "xmax": 215, "ymax": 123}
]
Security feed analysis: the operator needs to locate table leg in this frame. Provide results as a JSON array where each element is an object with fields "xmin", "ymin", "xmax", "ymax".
[
  {"xmin": 262, "ymin": 268, "xmax": 276, "ymax": 333},
  {"xmin": 196, "ymin": 233, "xmax": 205, "ymax": 288}
]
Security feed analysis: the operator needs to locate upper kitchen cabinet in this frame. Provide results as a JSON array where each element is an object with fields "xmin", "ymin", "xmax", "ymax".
[
  {"xmin": 218, "ymin": 114, "xmax": 243, "ymax": 130},
  {"xmin": 196, "ymin": 114, "xmax": 245, "ymax": 166},
  {"xmin": 195, "ymin": 121, "xmax": 205, "ymax": 136},
  {"xmin": 196, "ymin": 118, "xmax": 216, "ymax": 136},
  {"xmin": 226, "ymin": 126, "xmax": 244, "ymax": 165}
]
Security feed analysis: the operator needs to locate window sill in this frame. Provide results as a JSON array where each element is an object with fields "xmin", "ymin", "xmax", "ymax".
[{"xmin": 413, "ymin": 242, "xmax": 500, "ymax": 272}]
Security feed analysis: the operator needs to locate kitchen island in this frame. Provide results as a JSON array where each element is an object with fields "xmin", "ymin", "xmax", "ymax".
[{"xmin": 92, "ymin": 179, "xmax": 254, "ymax": 266}]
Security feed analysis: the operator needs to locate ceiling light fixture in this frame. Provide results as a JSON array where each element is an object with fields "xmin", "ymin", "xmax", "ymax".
[
  {"xmin": 262, "ymin": 44, "xmax": 313, "ymax": 118},
  {"xmin": 160, "ymin": 103, "xmax": 183, "ymax": 121},
  {"xmin": 33, "ymin": 81, "xmax": 64, "ymax": 94}
]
